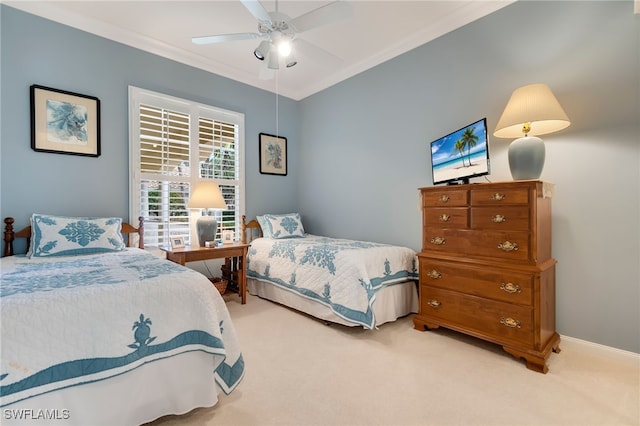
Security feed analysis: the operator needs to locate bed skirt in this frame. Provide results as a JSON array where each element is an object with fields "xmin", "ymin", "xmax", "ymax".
[{"xmin": 247, "ymin": 278, "xmax": 418, "ymax": 327}]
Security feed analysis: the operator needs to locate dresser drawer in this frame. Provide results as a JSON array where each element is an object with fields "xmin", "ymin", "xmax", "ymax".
[
  {"xmin": 470, "ymin": 206, "xmax": 530, "ymax": 230},
  {"xmin": 424, "ymin": 228, "xmax": 531, "ymax": 261},
  {"xmin": 424, "ymin": 207, "xmax": 468, "ymax": 228},
  {"xmin": 420, "ymin": 286, "xmax": 533, "ymax": 346},
  {"xmin": 471, "ymin": 187, "xmax": 530, "ymax": 206},
  {"xmin": 419, "ymin": 258, "xmax": 532, "ymax": 305},
  {"xmin": 423, "ymin": 189, "xmax": 468, "ymax": 207}
]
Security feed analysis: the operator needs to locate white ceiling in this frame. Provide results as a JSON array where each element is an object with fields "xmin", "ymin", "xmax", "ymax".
[{"xmin": 5, "ymin": 0, "xmax": 513, "ymax": 100}]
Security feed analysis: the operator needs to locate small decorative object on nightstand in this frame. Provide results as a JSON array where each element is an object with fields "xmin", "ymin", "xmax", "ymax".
[
  {"xmin": 222, "ymin": 230, "xmax": 235, "ymax": 244},
  {"xmin": 170, "ymin": 236, "xmax": 185, "ymax": 249}
]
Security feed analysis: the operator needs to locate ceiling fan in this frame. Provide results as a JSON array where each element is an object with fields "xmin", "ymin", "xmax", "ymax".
[{"xmin": 192, "ymin": 0, "xmax": 352, "ymax": 76}]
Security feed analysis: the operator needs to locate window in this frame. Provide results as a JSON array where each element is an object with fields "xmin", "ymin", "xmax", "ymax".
[{"xmin": 128, "ymin": 86, "xmax": 244, "ymax": 248}]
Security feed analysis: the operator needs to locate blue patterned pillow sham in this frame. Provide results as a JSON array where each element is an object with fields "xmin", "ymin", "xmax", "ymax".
[
  {"xmin": 28, "ymin": 214, "xmax": 126, "ymax": 258},
  {"xmin": 256, "ymin": 213, "xmax": 305, "ymax": 239}
]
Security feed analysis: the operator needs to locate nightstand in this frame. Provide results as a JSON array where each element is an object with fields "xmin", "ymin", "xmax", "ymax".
[{"xmin": 162, "ymin": 243, "xmax": 250, "ymax": 304}]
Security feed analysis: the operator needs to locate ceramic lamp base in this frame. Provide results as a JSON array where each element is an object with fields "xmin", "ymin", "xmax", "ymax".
[
  {"xmin": 508, "ymin": 136, "xmax": 545, "ymax": 180},
  {"xmin": 196, "ymin": 215, "xmax": 218, "ymax": 247}
]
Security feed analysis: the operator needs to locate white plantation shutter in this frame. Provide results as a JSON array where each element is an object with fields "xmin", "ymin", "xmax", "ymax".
[
  {"xmin": 129, "ymin": 87, "xmax": 244, "ymax": 248},
  {"xmin": 198, "ymin": 116, "xmax": 240, "ymax": 233}
]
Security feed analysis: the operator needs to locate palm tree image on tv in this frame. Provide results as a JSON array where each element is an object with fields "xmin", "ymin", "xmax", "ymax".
[
  {"xmin": 457, "ymin": 126, "xmax": 479, "ymax": 167},
  {"xmin": 454, "ymin": 139, "xmax": 468, "ymax": 167}
]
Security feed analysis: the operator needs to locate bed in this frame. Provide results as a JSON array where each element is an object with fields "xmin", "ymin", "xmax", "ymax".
[
  {"xmin": 1, "ymin": 214, "xmax": 244, "ymax": 426},
  {"xmin": 241, "ymin": 214, "xmax": 419, "ymax": 328}
]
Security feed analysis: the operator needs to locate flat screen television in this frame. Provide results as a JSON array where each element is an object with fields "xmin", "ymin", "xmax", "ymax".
[{"xmin": 430, "ymin": 118, "xmax": 490, "ymax": 185}]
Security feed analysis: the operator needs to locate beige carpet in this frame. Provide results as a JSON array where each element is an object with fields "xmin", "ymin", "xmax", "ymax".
[{"xmin": 150, "ymin": 294, "xmax": 639, "ymax": 426}]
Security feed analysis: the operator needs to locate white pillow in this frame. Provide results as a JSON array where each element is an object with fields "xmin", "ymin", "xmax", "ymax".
[
  {"xmin": 29, "ymin": 214, "xmax": 126, "ymax": 258},
  {"xmin": 256, "ymin": 213, "xmax": 305, "ymax": 239}
]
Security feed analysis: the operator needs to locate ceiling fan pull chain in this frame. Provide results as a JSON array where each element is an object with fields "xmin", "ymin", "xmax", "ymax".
[{"xmin": 276, "ymin": 72, "xmax": 279, "ymax": 137}]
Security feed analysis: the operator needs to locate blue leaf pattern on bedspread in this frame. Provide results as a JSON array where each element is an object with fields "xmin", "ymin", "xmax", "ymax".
[
  {"xmin": 269, "ymin": 241, "xmax": 297, "ymax": 262},
  {"xmin": 0, "ymin": 252, "xmax": 187, "ymax": 297},
  {"xmin": 300, "ymin": 244, "xmax": 339, "ymax": 274}
]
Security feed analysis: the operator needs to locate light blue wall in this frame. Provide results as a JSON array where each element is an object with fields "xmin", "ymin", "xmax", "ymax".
[
  {"xmin": 0, "ymin": 5, "xmax": 300, "ymax": 255},
  {"xmin": 299, "ymin": 1, "xmax": 639, "ymax": 353},
  {"xmin": 1, "ymin": 2, "xmax": 638, "ymax": 353}
]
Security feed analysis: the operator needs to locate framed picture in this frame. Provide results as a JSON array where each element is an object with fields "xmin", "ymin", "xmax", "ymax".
[
  {"xmin": 222, "ymin": 229, "xmax": 235, "ymax": 244},
  {"xmin": 170, "ymin": 236, "xmax": 185, "ymax": 249},
  {"xmin": 30, "ymin": 85, "xmax": 101, "ymax": 157},
  {"xmin": 259, "ymin": 133, "xmax": 287, "ymax": 176}
]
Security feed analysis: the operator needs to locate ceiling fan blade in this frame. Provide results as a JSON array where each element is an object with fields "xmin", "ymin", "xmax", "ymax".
[
  {"xmin": 293, "ymin": 38, "xmax": 343, "ymax": 66},
  {"xmin": 192, "ymin": 32, "xmax": 260, "ymax": 45},
  {"xmin": 240, "ymin": 0, "xmax": 272, "ymax": 24},
  {"xmin": 290, "ymin": 1, "xmax": 353, "ymax": 33}
]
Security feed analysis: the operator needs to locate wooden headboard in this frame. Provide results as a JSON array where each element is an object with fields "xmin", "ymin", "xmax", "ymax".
[
  {"xmin": 3, "ymin": 216, "xmax": 145, "ymax": 257},
  {"xmin": 241, "ymin": 214, "xmax": 262, "ymax": 244}
]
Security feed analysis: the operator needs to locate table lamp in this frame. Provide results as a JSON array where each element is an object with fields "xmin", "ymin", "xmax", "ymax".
[
  {"xmin": 494, "ymin": 83, "xmax": 570, "ymax": 180},
  {"xmin": 186, "ymin": 181, "xmax": 227, "ymax": 247}
]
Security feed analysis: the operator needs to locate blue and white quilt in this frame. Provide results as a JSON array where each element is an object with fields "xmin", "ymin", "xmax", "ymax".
[
  {"xmin": 0, "ymin": 248, "xmax": 244, "ymax": 407},
  {"xmin": 247, "ymin": 235, "xmax": 418, "ymax": 328}
]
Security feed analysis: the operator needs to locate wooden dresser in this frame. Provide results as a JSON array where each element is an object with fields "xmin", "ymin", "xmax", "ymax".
[{"xmin": 413, "ymin": 180, "xmax": 560, "ymax": 373}]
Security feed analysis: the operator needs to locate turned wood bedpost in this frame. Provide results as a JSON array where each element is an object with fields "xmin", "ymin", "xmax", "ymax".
[
  {"xmin": 4, "ymin": 217, "xmax": 15, "ymax": 257},
  {"xmin": 137, "ymin": 216, "xmax": 144, "ymax": 249},
  {"xmin": 241, "ymin": 215, "xmax": 247, "ymax": 244}
]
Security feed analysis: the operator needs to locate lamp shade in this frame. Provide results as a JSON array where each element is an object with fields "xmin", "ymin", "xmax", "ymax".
[
  {"xmin": 494, "ymin": 83, "xmax": 570, "ymax": 138},
  {"xmin": 186, "ymin": 181, "xmax": 226, "ymax": 210}
]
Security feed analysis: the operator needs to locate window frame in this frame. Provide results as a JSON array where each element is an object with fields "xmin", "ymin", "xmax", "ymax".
[{"xmin": 128, "ymin": 86, "xmax": 245, "ymax": 248}]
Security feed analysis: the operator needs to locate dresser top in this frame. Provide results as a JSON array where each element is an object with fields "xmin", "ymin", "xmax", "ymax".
[{"xmin": 419, "ymin": 180, "xmax": 554, "ymax": 198}]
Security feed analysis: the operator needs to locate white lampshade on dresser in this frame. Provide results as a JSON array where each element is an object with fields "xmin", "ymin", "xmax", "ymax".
[
  {"xmin": 187, "ymin": 181, "xmax": 227, "ymax": 247},
  {"xmin": 494, "ymin": 83, "xmax": 570, "ymax": 180}
]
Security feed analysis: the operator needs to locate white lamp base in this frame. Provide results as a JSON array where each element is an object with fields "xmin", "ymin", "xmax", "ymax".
[
  {"xmin": 195, "ymin": 214, "xmax": 218, "ymax": 247},
  {"xmin": 508, "ymin": 136, "xmax": 545, "ymax": 180}
]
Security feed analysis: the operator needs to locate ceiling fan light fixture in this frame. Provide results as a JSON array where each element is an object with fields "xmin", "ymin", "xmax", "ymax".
[
  {"xmin": 285, "ymin": 54, "xmax": 297, "ymax": 68},
  {"xmin": 277, "ymin": 39, "xmax": 292, "ymax": 57},
  {"xmin": 253, "ymin": 40, "xmax": 271, "ymax": 61},
  {"xmin": 267, "ymin": 51, "xmax": 280, "ymax": 69}
]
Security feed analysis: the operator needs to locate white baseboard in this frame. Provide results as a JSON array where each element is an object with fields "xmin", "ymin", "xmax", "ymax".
[{"xmin": 561, "ymin": 335, "xmax": 640, "ymax": 364}]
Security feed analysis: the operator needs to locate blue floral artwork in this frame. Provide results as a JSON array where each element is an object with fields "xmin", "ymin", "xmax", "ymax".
[
  {"xmin": 265, "ymin": 141, "xmax": 282, "ymax": 169},
  {"xmin": 46, "ymin": 99, "xmax": 88, "ymax": 145},
  {"xmin": 259, "ymin": 133, "xmax": 286, "ymax": 175}
]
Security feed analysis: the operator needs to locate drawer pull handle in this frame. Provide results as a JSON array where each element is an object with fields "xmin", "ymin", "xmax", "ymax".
[
  {"xmin": 427, "ymin": 299, "xmax": 441, "ymax": 309},
  {"xmin": 439, "ymin": 195, "xmax": 450, "ymax": 203},
  {"xmin": 439, "ymin": 214, "xmax": 451, "ymax": 222},
  {"xmin": 491, "ymin": 193, "xmax": 506, "ymax": 201},
  {"xmin": 500, "ymin": 317, "xmax": 521, "ymax": 328},
  {"xmin": 492, "ymin": 214, "xmax": 506, "ymax": 223},
  {"xmin": 498, "ymin": 241, "xmax": 518, "ymax": 252},
  {"xmin": 500, "ymin": 282, "xmax": 521, "ymax": 294},
  {"xmin": 430, "ymin": 237, "xmax": 446, "ymax": 245},
  {"xmin": 427, "ymin": 269, "xmax": 442, "ymax": 279}
]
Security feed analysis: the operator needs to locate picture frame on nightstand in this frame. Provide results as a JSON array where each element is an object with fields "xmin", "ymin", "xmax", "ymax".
[
  {"xmin": 222, "ymin": 230, "xmax": 235, "ymax": 244},
  {"xmin": 170, "ymin": 236, "xmax": 185, "ymax": 249}
]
